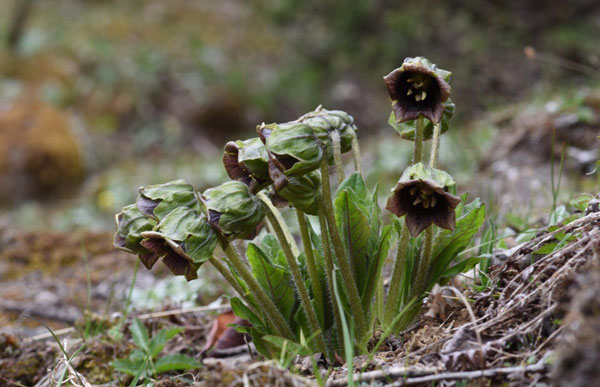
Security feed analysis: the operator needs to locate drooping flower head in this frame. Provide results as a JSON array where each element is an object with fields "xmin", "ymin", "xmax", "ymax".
[
  {"xmin": 386, "ymin": 163, "xmax": 460, "ymax": 237},
  {"xmin": 202, "ymin": 181, "xmax": 265, "ymax": 240},
  {"xmin": 387, "ymin": 99, "xmax": 455, "ymax": 141},
  {"xmin": 114, "ymin": 204, "xmax": 156, "ymax": 260},
  {"xmin": 384, "ymin": 57, "xmax": 451, "ymax": 124},
  {"xmin": 115, "ymin": 203, "xmax": 217, "ymax": 281},
  {"xmin": 297, "ymin": 106, "xmax": 357, "ymax": 159},
  {"xmin": 270, "ymin": 170, "xmax": 322, "ymax": 215},
  {"xmin": 259, "ymin": 121, "xmax": 325, "ymax": 178},
  {"xmin": 136, "ymin": 180, "xmax": 198, "ymax": 221},
  {"xmin": 223, "ymin": 138, "xmax": 271, "ymax": 194},
  {"xmin": 140, "ymin": 207, "xmax": 218, "ymax": 281}
]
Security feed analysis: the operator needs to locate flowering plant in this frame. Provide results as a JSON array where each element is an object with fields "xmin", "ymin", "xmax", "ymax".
[{"xmin": 114, "ymin": 57, "xmax": 485, "ymax": 359}]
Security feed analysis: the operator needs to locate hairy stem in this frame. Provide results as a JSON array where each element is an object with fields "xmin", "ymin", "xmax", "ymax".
[
  {"xmin": 330, "ymin": 130, "xmax": 345, "ymax": 185},
  {"xmin": 209, "ymin": 255, "xmax": 246, "ymax": 298},
  {"xmin": 410, "ymin": 226, "xmax": 434, "ymax": 301},
  {"xmin": 259, "ymin": 193, "xmax": 301, "ymax": 257},
  {"xmin": 319, "ymin": 159, "xmax": 368, "ymax": 340},
  {"xmin": 351, "ymin": 136, "xmax": 362, "ymax": 173},
  {"xmin": 317, "ymin": 209, "xmax": 345, "ymax": 355},
  {"xmin": 383, "ymin": 225, "xmax": 410, "ymax": 328},
  {"xmin": 429, "ymin": 123, "xmax": 441, "ymax": 168},
  {"xmin": 413, "ymin": 117, "xmax": 425, "ymax": 164},
  {"xmin": 222, "ymin": 240, "xmax": 295, "ymax": 340},
  {"xmin": 296, "ymin": 209, "xmax": 324, "ymax": 320},
  {"xmin": 259, "ymin": 198, "xmax": 327, "ymax": 354}
]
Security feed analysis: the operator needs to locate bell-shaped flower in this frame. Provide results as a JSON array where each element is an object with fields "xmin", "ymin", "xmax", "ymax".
[
  {"xmin": 384, "ymin": 57, "xmax": 451, "ymax": 124},
  {"xmin": 136, "ymin": 180, "xmax": 198, "ymax": 221},
  {"xmin": 387, "ymin": 99, "xmax": 455, "ymax": 141},
  {"xmin": 223, "ymin": 138, "xmax": 271, "ymax": 194},
  {"xmin": 386, "ymin": 163, "xmax": 461, "ymax": 237},
  {"xmin": 202, "ymin": 181, "xmax": 264, "ymax": 239},
  {"xmin": 139, "ymin": 207, "xmax": 218, "ymax": 281}
]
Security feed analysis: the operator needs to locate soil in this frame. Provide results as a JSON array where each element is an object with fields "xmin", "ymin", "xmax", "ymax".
[{"xmin": 1, "ymin": 209, "xmax": 599, "ymax": 385}]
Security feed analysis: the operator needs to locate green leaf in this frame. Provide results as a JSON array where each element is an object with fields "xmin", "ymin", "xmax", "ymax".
[
  {"xmin": 429, "ymin": 199, "xmax": 486, "ymax": 287},
  {"xmin": 111, "ymin": 357, "xmax": 146, "ymax": 377},
  {"xmin": 262, "ymin": 335, "xmax": 312, "ymax": 356},
  {"xmin": 362, "ymin": 225, "xmax": 394, "ymax": 313},
  {"xmin": 230, "ymin": 296, "xmax": 265, "ymax": 329},
  {"xmin": 246, "ymin": 243, "xmax": 296, "ymax": 322},
  {"xmin": 149, "ymin": 327, "xmax": 184, "ymax": 358},
  {"xmin": 334, "ymin": 179, "xmax": 372, "ymax": 293},
  {"xmin": 154, "ymin": 354, "xmax": 201, "ymax": 373},
  {"xmin": 440, "ymin": 256, "xmax": 481, "ymax": 279},
  {"xmin": 130, "ymin": 318, "xmax": 150, "ymax": 353}
]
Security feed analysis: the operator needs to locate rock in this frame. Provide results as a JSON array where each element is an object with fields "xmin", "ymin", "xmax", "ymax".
[{"xmin": 0, "ymin": 98, "xmax": 84, "ymax": 203}]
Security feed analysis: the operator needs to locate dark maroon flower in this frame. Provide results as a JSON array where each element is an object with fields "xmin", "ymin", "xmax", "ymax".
[
  {"xmin": 384, "ymin": 57, "xmax": 451, "ymax": 124},
  {"xmin": 386, "ymin": 163, "xmax": 460, "ymax": 237},
  {"xmin": 140, "ymin": 233, "xmax": 199, "ymax": 281}
]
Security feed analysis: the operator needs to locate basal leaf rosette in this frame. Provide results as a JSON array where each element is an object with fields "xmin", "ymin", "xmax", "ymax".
[
  {"xmin": 271, "ymin": 170, "xmax": 322, "ymax": 215},
  {"xmin": 202, "ymin": 181, "xmax": 265, "ymax": 240},
  {"xmin": 223, "ymin": 138, "xmax": 271, "ymax": 194},
  {"xmin": 114, "ymin": 204, "xmax": 156, "ymax": 260},
  {"xmin": 136, "ymin": 180, "xmax": 198, "ymax": 221},
  {"xmin": 386, "ymin": 162, "xmax": 461, "ymax": 237},
  {"xmin": 139, "ymin": 207, "xmax": 218, "ymax": 281},
  {"xmin": 258, "ymin": 121, "xmax": 325, "ymax": 180},
  {"xmin": 387, "ymin": 99, "xmax": 455, "ymax": 141},
  {"xmin": 384, "ymin": 56, "xmax": 451, "ymax": 124}
]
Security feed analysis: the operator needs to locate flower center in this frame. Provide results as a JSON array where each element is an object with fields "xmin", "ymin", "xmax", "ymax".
[
  {"xmin": 405, "ymin": 74, "xmax": 432, "ymax": 102},
  {"xmin": 409, "ymin": 186, "xmax": 437, "ymax": 209}
]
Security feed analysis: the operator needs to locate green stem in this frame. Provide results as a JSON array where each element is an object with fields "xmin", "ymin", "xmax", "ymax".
[
  {"xmin": 410, "ymin": 226, "xmax": 434, "ymax": 301},
  {"xmin": 351, "ymin": 136, "xmax": 362, "ymax": 173},
  {"xmin": 260, "ymin": 199, "xmax": 327, "ymax": 354},
  {"xmin": 317, "ymin": 210, "xmax": 345, "ymax": 355},
  {"xmin": 258, "ymin": 193, "xmax": 301, "ymax": 257},
  {"xmin": 429, "ymin": 123, "xmax": 441, "ymax": 168},
  {"xmin": 413, "ymin": 117, "xmax": 424, "ymax": 164},
  {"xmin": 330, "ymin": 130, "xmax": 345, "ymax": 185},
  {"xmin": 383, "ymin": 225, "xmax": 410, "ymax": 327},
  {"xmin": 209, "ymin": 256, "xmax": 246, "ymax": 298},
  {"xmin": 296, "ymin": 209, "xmax": 324, "ymax": 320},
  {"xmin": 222, "ymin": 240, "xmax": 295, "ymax": 340},
  {"xmin": 319, "ymin": 159, "xmax": 368, "ymax": 340}
]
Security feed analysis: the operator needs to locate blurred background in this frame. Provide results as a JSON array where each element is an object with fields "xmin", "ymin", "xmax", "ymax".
[{"xmin": 0, "ymin": 0, "xmax": 599, "ymax": 335}]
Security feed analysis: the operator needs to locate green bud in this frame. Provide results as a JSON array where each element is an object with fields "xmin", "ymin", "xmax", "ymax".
[
  {"xmin": 298, "ymin": 106, "xmax": 357, "ymax": 154},
  {"xmin": 202, "ymin": 181, "xmax": 264, "ymax": 239},
  {"xmin": 114, "ymin": 204, "xmax": 157, "ymax": 260},
  {"xmin": 264, "ymin": 122, "xmax": 325, "ymax": 177},
  {"xmin": 223, "ymin": 138, "xmax": 271, "ymax": 194},
  {"xmin": 136, "ymin": 179, "xmax": 198, "ymax": 220},
  {"xmin": 139, "ymin": 207, "xmax": 218, "ymax": 281},
  {"xmin": 272, "ymin": 170, "xmax": 322, "ymax": 215}
]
